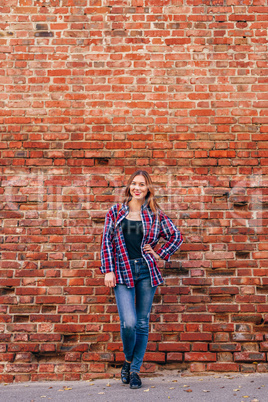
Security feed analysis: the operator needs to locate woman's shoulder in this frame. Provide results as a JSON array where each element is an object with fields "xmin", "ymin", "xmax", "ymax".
[
  {"xmin": 157, "ymin": 208, "xmax": 171, "ymax": 221},
  {"xmin": 144, "ymin": 204, "xmax": 164, "ymax": 219},
  {"xmin": 107, "ymin": 202, "xmax": 126, "ymax": 215}
]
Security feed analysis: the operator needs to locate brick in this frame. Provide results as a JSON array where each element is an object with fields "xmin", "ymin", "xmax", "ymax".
[
  {"xmin": 144, "ymin": 352, "xmax": 165, "ymax": 362},
  {"xmin": 90, "ymin": 363, "xmax": 106, "ymax": 373},
  {"xmin": 234, "ymin": 352, "xmax": 266, "ymax": 362},
  {"xmin": 257, "ymin": 363, "xmax": 268, "ymax": 373},
  {"xmin": 207, "ymin": 363, "xmax": 240, "ymax": 372},
  {"xmin": 210, "ymin": 343, "xmax": 241, "ymax": 352},
  {"xmin": 82, "ymin": 353, "xmax": 113, "ymax": 362},
  {"xmin": 158, "ymin": 343, "xmax": 190, "ymax": 352},
  {"xmin": 166, "ymin": 353, "xmax": 183, "ymax": 362},
  {"xmin": 185, "ymin": 352, "xmax": 217, "ymax": 362},
  {"xmin": 181, "ymin": 333, "xmax": 212, "ymax": 342}
]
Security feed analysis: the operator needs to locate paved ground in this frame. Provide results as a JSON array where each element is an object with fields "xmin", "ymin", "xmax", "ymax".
[{"xmin": 0, "ymin": 371, "xmax": 266, "ymax": 402}]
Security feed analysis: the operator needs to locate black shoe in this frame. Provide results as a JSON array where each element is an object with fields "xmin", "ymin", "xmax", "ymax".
[
  {"xmin": 121, "ymin": 361, "xmax": 130, "ymax": 384},
  {"xmin": 129, "ymin": 372, "xmax": 142, "ymax": 389}
]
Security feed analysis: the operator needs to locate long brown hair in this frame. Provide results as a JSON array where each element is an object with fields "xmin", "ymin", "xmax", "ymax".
[{"xmin": 123, "ymin": 170, "xmax": 161, "ymax": 213}]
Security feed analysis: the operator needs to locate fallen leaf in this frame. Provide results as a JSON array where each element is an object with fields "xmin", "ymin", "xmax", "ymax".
[
  {"xmin": 58, "ymin": 390, "xmax": 64, "ymax": 392},
  {"xmin": 184, "ymin": 389, "xmax": 193, "ymax": 393},
  {"xmin": 198, "ymin": 379, "xmax": 204, "ymax": 381},
  {"xmin": 106, "ymin": 383, "xmax": 111, "ymax": 387},
  {"xmin": 89, "ymin": 383, "xmax": 95, "ymax": 386},
  {"xmin": 63, "ymin": 387, "xmax": 72, "ymax": 390},
  {"xmin": 203, "ymin": 390, "xmax": 210, "ymax": 393},
  {"xmin": 183, "ymin": 385, "xmax": 189, "ymax": 387},
  {"xmin": 151, "ymin": 386, "xmax": 155, "ymax": 388},
  {"xmin": 251, "ymin": 399, "xmax": 259, "ymax": 402},
  {"xmin": 144, "ymin": 388, "xmax": 150, "ymax": 392},
  {"xmin": 172, "ymin": 380, "xmax": 177, "ymax": 382},
  {"xmin": 233, "ymin": 389, "xmax": 240, "ymax": 392},
  {"xmin": 169, "ymin": 387, "xmax": 175, "ymax": 389},
  {"xmin": 98, "ymin": 392, "xmax": 105, "ymax": 395},
  {"xmin": 243, "ymin": 396, "xmax": 249, "ymax": 398}
]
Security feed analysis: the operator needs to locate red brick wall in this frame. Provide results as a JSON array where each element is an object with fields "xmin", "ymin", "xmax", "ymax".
[{"xmin": 1, "ymin": 0, "xmax": 268, "ymax": 382}]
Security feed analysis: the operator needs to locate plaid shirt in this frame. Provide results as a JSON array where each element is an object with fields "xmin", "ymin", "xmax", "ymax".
[{"xmin": 100, "ymin": 202, "xmax": 183, "ymax": 288}]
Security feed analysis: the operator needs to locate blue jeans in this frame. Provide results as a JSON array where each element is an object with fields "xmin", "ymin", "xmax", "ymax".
[{"xmin": 114, "ymin": 257, "xmax": 157, "ymax": 373}]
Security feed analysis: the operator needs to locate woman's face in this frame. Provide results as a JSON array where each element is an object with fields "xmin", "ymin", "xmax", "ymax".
[{"xmin": 129, "ymin": 175, "xmax": 149, "ymax": 202}]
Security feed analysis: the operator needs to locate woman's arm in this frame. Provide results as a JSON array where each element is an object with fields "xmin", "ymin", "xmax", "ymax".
[
  {"xmin": 100, "ymin": 206, "xmax": 117, "ymax": 274},
  {"xmin": 154, "ymin": 211, "xmax": 183, "ymax": 261}
]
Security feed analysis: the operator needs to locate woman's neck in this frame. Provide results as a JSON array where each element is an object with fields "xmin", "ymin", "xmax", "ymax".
[{"xmin": 128, "ymin": 198, "xmax": 144, "ymax": 212}]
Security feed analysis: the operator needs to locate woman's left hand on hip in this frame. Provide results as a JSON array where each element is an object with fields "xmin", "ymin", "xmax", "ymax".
[{"xmin": 143, "ymin": 244, "xmax": 160, "ymax": 260}]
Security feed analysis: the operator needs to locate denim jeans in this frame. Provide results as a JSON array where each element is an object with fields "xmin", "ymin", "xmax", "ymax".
[{"xmin": 114, "ymin": 257, "xmax": 157, "ymax": 373}]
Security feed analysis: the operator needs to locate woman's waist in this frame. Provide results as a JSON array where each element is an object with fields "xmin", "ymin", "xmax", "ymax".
[{"xmin": 129, "ymin": 257, "xmax": 147, "ymax": 266}]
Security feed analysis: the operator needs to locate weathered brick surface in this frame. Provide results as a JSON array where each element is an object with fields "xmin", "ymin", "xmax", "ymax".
[{"xmin": 0, "ymin": 0, "xmax": 268, "ymax": 381}]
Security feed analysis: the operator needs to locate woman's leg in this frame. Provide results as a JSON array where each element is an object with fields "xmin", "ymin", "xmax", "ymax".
[
  {"xmin": 114, "ymin": 284, "xmax": 136, "ymax": 363},
  {"xmin": 130, "ymin": 278, "xmax": 157, "ymax": 373}
]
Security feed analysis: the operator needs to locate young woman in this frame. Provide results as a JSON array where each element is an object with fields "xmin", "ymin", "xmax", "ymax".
[{"xmin": 100, "ymin": 170, "xmax": 183, "ymax": 389}]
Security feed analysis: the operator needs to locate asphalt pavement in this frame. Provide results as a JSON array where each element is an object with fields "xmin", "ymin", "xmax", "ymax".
[{"xmin": 0, "ymin": 371, "xmax": 266, "ymax": 402}]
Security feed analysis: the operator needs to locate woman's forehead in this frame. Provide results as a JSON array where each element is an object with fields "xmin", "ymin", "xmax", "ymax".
[{"xmin": 131, "ymin": 175, "xmax": 146, "ymax": 184}]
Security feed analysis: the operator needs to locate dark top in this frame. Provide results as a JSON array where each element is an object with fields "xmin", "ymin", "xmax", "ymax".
[{"xmin": 121, "ymin": 217, "xmax": 144, "ymax": 260}]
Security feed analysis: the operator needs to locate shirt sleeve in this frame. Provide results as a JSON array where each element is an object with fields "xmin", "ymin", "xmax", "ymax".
[
  {"xmin": 100, "ymin": 206, "xmax": 117, "ymax": 273},
  {"xmin": 155, "ymin": 210, "xmax": 183, "ymax": 262}
]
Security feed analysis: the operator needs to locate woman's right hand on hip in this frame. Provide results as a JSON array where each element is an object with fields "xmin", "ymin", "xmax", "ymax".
[{"xmin": 104, "ymin": 272, "xmax": 116, "ymax": 288}]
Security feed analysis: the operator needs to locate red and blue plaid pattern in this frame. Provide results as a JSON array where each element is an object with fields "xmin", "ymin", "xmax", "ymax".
[{"xmin": 100, "ymin": 202, "xmax": 183, "ymax": 288}]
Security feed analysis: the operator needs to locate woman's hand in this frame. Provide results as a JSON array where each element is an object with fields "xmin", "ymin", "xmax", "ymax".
[
  {"xmin": 104, "ymin": 272, "xmax": 116, "ymax": 288},
  {"xmin": 143, "ymin": 244, "xmax": 161, "ymax": 261}
]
